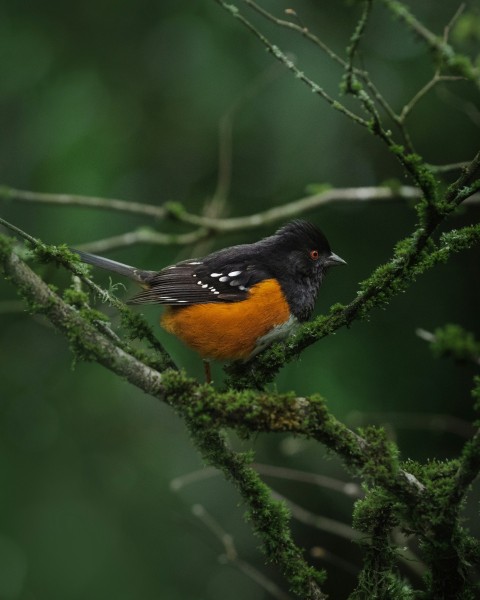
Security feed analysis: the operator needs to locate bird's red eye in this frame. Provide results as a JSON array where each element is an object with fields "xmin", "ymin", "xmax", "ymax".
[{"xmin": 310, "ymin": 249, "xmax": 319, "ymax": 260}]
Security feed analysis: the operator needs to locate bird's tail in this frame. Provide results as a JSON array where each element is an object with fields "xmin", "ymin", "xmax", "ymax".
[{"xmin": 72, "ymin": 249, "xmax": 154, "ymax": 284}]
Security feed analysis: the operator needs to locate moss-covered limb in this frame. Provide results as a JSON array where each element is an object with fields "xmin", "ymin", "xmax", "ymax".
[
  {"xmin": 0, "ymin": 217, "xmax": 176, "ymax": 370},
  {"xmin": 380, "ymin": 0, "xmax": 480, "ymax": 90},
  {"xmin": 226, "ymin": 218, "xmax": 480, "ymax": 390},
  {"xmin": 3, "ymin": 241, "xmax": 449, "ymax": 591},
  {"xmin": 186, "ymin": 426, "xmax": 326, "ymax": 600},
  {"xmin": 452, "ymin": 376, "xmax": 480, "ymax": 502},
  {"xmin": 160, "ymin": 372, "xmax": 425, "ymax": 502},
  {"xmin": 1, "ymin": 240, "xmax": 427, "ymax": 503},
  {"xmin": 350, "ymin": 490, "xmax": 413, "ymax": 600},
  {"xmin": 396, "ymin": 459, "xmax": 480, "ymax": 600},
  {"xmin": 35, "ymin": 243, "xmax": 177, "ymax": 370},
  {"xmin": 452, "ymin": 429, "xmax": 480, "ymax": 507},
  {"xmin": 445, "ymin": 150, "xmax": 480, "ymax": 207},
  {"xmin": 0, "ymin": 245, "xmax": 325, "ymax": 597},
  {"xmin": 0, "ymin": 238, "xmax": 165, "ymax": 395},
  {"xmin": 425, "ymin": 522, "xmax": 479, "ymax": 599}
]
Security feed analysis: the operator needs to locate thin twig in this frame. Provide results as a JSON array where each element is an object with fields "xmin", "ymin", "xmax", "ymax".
[
  {"xmin": 453, "ymin": 429, "xmax": 480, "ymax": 502},
  {"xmin": 192, "ymin": 504, "xmax": 293, "ymax": 600},
  {"xmin": 380, "ymin": 0, "xmax": 480, "ymax": 89},
  {"xmin": 271, "ymin": 490, "xmax": 361, "ymax": 541},
  {"xmin": 347, "ymin": 410, "xmax": 476, "ymax": 439},
  {"xmin": 427, "ymin": 161, "xmax": 471, "ymax": 174},
  {"xmin": 399, "ymin": 74, "xmax": 465, "ymax": 123},
  {"xmin": 243, "ymin": 0, "xmax": 347, "ymax": 68},
  {"xmin": 170, "ymin": 463, "xmax": 363, "ymax": 498},
  {"xmin": 0, "ymin": 185, "xmax": 167, "ymax": 218},
  {"xmin": 76, "ymin": 227, "xmax": 210, "ymax": 253},
  {"xmin": 344, "ymin": 0, "xmax": 373, "ymax": 94},
  {"xmin": 170, "ymin": 186, "xmax": 423, "ymax": 231},
  {"xmin": 391, "ymin": 530, "xmax": 426, "ymax": 578},
  {"xmin": 254, "ymin": 463, "xmax": 363, "ymax": 498},
  {"xmin": 443, "ymin": 3, "xmax": 466, "ymax": 43},
  {"xmin": 445, "ymin": 150, "xmax": 480, "ymax": 207},
  {"xmin": 310, "ymin": 547, "xmax": 360, "ymax": 577},
  {"xmin": 214, "ymin": 0, "xmax": 368, "ymax": 128}
]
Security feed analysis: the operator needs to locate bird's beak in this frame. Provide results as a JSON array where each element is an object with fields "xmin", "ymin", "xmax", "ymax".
[{"xmin": 325, "ymin": 252, "xmax": 347, "ymax": 267}]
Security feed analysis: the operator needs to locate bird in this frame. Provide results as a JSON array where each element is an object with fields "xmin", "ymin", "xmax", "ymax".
[{"xmin": 73, "ymin": 220, "xmax": 346, "ymax": 381}]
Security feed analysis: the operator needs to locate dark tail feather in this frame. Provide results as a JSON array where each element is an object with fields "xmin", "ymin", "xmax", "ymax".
[{"xmin": 72, "ymin": 249, "xmax": 154, "ymax": 283}]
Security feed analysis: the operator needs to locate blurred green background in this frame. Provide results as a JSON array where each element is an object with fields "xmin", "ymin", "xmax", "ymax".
[{"xmin": 1, "ymin": 1, "xmax": 479, "ymax": 598}]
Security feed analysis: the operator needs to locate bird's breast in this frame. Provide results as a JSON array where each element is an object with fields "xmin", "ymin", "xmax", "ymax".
[{"xmin": 160, "ymin": 278, "xmax": 292, "ymax": 360}]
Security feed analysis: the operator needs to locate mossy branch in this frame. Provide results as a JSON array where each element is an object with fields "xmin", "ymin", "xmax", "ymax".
[
  {"xmin": 187, "ymin": 427, "xmax": 326, "ymax": 599},
  {"xmin": 380, "ymin": 0, "xmax": 480, "ymax": 90},
  {"xmin": 4, "ymin": 236, "xmax": 479, "ymax": 597},
  {"xmin": 0, "ymin": 236, "xmax": 428, "ymax": 598},
  {"xmin": 2, "ymin": 3, "xmax": 480, "ymax": 596},
  {"xmin": 226, "ymin": 178, "xmax": 480, "ymax": 389},
  {"xmin": 0, "ymin": 237, "xmax": 427, "ymax": 495}
]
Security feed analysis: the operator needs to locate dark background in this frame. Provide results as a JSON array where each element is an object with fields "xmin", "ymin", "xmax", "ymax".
[{"xmin": 0, "ymin": 1, "xmax": 479, "ymax": 598}]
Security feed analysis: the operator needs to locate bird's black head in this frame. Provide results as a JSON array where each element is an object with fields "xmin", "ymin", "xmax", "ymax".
[
  {"xmin": 263, "ymin": 220, "xmax": 346, "ymax": 320},
  {"xmin": 268, "ymin": 219, "xmax": 345, "ymax": 276}
]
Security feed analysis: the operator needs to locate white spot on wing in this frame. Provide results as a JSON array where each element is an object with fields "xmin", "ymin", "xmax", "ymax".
[
  {"xmin": 230, "ymin": 280, "xmax": 239, "ymax": 286},
  {"xmin": 219, "ymin": 276, "xmax": 228, "ymax": 282},
  {"xmin": 188, "ymin": 261, "xmax": 202, "ymax": 265},
  {"xmin": 210, "ymin": 273, "xmax": 222, "ymax": 278},
  {"xmin": 197, "ymin": 281, "xmax": 203, "ymax": 285},
  {"xmin": 228, "ymin": 270, "xmax": 241, "ymax": 277},
  {"xmin": 202, "ymin": 284, "xmax": 208, "ymax": 288},
  {"xmin": 239, "ymin": 286, "xmax": 246, "ymax": 291}
]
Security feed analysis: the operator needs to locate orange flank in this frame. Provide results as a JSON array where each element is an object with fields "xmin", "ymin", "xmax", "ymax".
[{"xmin": 161, "ymin": 279, "xmax": 291, "ymax": 360}]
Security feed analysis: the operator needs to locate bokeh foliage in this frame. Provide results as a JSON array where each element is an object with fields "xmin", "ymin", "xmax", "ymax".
[{"xmin": 0, "ymin": 1, "xmax": 479, "ymax": 598}]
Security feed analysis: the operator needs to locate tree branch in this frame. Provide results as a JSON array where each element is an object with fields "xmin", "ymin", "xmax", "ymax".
[
  {"xmin": 0, "ymin": 238, "xmax": 426, "ymax": 493},
  {"xmin": 0, "ymin": 185, "xmax": 167, "ymax": 218},
  {"xmin": 380, "ymin": 0, "xmax": 480, "ymax": 90}
]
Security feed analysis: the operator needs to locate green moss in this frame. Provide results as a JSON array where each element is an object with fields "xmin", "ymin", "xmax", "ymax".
[
  {"xmin": 158, "ymin": 369, "xmax": 333, "ymax": 596},
  {"xmin": 63, "ymin": 287, "xmax": 90, "ymax": 308},
  {"xmin": 0, "ymin": 233, "xmax": 14, "ymax": 260},
  {"xmin": 351, "ymin": 487, "xmax": 413, "ymax": 599},
  {"xmin": 428, "ymin": 324, "xmax": 480, "ymax": 364},
  {"xmin": 164, "ymin": 201, "xmax": 186, "ymax": 219},
  {"xmin": 119, "ymin": 309, "xmax": 176, "ymax": 371},
  {"xmin": 357, "ymin": 427, "xmax": 399, "ymax": 487},
  {"xmin": 328, "ymin": 302, "xmax": 346, "ymax": 315},
  {"xmin": 34, "ymin": 243, "xmax": 81, "ymax": 266},
  {"xmin": 472, "ymin": 376, "xmax": 480, "ymax": 414},
  {"xmin": 304, "ymin": 182, "xmax": 333, "ymax": 195},
  {"xmin": 187, "ymin": 426, "xmax": 326, "ymax": 598}
]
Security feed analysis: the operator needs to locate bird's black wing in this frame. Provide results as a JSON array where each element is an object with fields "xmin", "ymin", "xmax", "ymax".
[{"xmin": 129, "ymin": 253, "xmax": 270, "ymax": 306}]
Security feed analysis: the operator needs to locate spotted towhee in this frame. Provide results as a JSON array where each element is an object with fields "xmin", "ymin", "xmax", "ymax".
[{"xmin": 74, "ymin": 220, "xmax": 345, "ymax": 363}]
